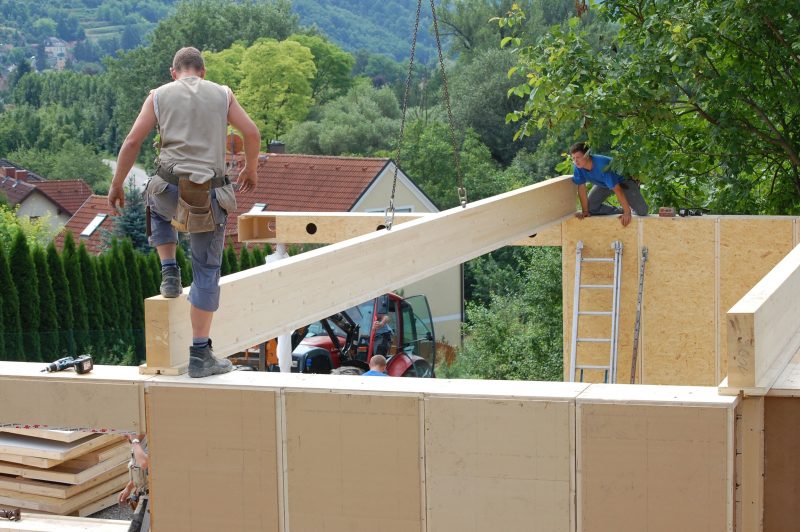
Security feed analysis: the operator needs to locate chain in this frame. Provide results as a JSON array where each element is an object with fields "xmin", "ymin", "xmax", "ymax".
[
  {"xmin": 387, "ymin": 0, "xmax": 423, "ymax": 231},
  {"xmin": 430, "ymin": 0, "xmax": 466, "ymax": 208}
]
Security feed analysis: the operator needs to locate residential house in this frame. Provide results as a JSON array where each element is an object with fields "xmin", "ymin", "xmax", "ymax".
[
  {"xmin": 54, "ymin": 195, "xmax": 118, "ymax": 254},
  {"xmin": 1, "ymin": 165, "xmax": 92, "ymax": 233}
]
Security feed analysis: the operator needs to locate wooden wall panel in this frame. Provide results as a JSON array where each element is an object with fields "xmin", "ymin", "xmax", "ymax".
[
  {"xmin": 764, "ymin": 397, "xmax": 800, "ymax": 532},
  {"xmin": 577, "ymin": 386, "xmax": 737, "ymax": 532},
  {"xmin": 640, "ymin": 217, "xmax": 717, "ymax": 385},
  {"xmin": 146, "ymin": 386, "xmax": 280, "ymax": 532},
  {"xmin": 718, "ymin": 218, "xmax": 795, "ymax": 380},
  {"xmin": 425, "ymin": 397, "xmax": 573, "ymax": 532},
  {"xmin": 562, "ymin": 217, "xmax": 640, "ymax": 383},
  {"xmin": 0, "ymin": 363, "xmax": 147, "ymax": 433},
  {"xmin": 284, "ymin": 391, "xmax": 422, "ymax": 532}
]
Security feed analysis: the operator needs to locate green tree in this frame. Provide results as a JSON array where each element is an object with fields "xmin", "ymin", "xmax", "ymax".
[
  {"xmin": 9, "ymin": 231, "xmax": 40, "ymax": 360},
  {"xmin": 46, "ymin": 242, "xmax": 75, "ymax": 357},
  {"xmin": 121, "ymin": 239, "xmax": 145, "ymax": 359},
  {"xmin": 239, "ymin": 245, "xmax": 254, "ymax": 271},
  {"xmin": 109, "ymin": 239, "xmax": 133, "ymax": 347},
  {"xmin": 62, "ymin": 232, "xmax": 89, "ymax": 354},
  {"xmin": 138, "ymin": 253, "xmax": 158, "ymax": 299},
  {"xmin": 203, "ymin": 43, "xmax": 247, "ymax": 91},
  {"xmin": 287, "ymin": 33, "xmax": 354, "ymax": 104},
  {"xmin": 0, "ymin": 204, "xmax": 56, "ymax": 252},
  {"xmin": 0, "ymin": 245, "xmax": 23, "ymax": 361},
  {"xmin": 8, "ymin": 140, "xmax": 112, "ymax": 192},
  {"xmin": 175, "ymin": 244, "xmax": 191, "ymax": 287},
  {"xmin": 78, "ymin": 244, "xmax": 105, "ymax": 355},
  {"xmin": 33, "ymin": 246, "xmax": 59, "ymax": 358},
  {"xmin": 501, "ymin": 1, "xmax": 800, "ymax": 213},
  {"xmin": 284, "ymin": 83, "xmax": 400, "ymax": 155},
  {"xmin": 110, "ymin": 185, "xmax": 148, "ymax": 252},
  {"xmin": 97, "ymin": 254, "xmax": 121, "ymax": 355},
  {"xmin": 251, "ymin": 244, "xmax": 265, "ymax": 267},
  {"xmin": 224, "ymin": 243, "xmax": 239, "ymax": 275},
  {"xmin": 444, "ymin": 247, "xmax": 562, "ymax": 380},
  {"xmin": 238, "ymin": 38, "xmax": 317, "ymax": 141}
]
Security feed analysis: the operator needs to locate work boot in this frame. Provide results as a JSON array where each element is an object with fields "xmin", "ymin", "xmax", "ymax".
[
  {"xmin": 160, "ymin": 265, "xmax": 182, "ymax": 298},
  {"xmin": 188, "ymin": 340, "xmax": 233, "ymax": 378}
]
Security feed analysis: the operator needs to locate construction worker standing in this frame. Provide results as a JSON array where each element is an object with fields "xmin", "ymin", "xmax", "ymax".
[
  {"xmin": 569, "ymin": 142, "xmax": 648, "ymax": 227},
  {"xmin": 109, "ymin": 46, "xmax": 261, "ymax": 377}
]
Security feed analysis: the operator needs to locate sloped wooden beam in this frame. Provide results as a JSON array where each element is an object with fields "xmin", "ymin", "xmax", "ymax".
[
  {"xmin": 144, "ymin": 176, "xmax": 575, "ymax": 372},
  {"xmin": 238, "ymin": 211, "xmax": 563, "ymax": 247},
  {"xmin": 726, "ymin": 243, "xmax": 800, "ymax": 394}
]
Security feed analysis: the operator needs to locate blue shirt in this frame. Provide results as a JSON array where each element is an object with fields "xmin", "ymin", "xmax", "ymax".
[
  {"xmin": 572, "ymin": 154, "xmax": 624, "ymax": 189},
  {"xmin": 363, "ymin": 370, "xmax": 388, "ymax": 376}
]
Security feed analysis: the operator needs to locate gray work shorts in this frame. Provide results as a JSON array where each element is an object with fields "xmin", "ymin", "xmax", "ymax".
[{"xmin": 144, "ymin": 176, "xmax": 236, "ymax": 312}]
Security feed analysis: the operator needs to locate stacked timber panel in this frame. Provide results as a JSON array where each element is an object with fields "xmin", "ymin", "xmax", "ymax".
[
  {"xmin": 0, "ymin": 429, "xmax": 128, "ymax": 516},
  {"xmin": 576, "ymin": 385, "xmax": 738, "ymax": 532}
]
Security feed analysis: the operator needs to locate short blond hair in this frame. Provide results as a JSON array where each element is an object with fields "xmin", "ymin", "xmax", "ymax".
[
  {"xmin": 172, "ymin": 47, "xmax": 204, "ymax": 72},
  {"xmin": 369, "ymin": 355, "xmax": 387, "ymax": 370}
]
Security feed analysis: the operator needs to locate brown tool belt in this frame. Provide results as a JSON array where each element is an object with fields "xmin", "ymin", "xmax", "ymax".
[{"xmin": 156, "ymin": 166, "xmax": 230, "ymax": 189}]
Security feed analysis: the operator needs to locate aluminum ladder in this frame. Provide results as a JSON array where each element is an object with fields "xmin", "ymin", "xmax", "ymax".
[{"xmin": 568, "ymin": 240, "xmax": 623, "ymax": 383}]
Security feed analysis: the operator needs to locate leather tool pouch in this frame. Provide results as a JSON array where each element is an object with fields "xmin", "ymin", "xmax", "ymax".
[{"xmin": 171, "ymin": 179, "xmax": 215, "ymax": 233}]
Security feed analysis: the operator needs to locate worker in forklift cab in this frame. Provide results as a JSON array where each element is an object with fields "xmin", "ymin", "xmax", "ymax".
[
  {"xmin": 372, "ymin": 294, "xmax": 393, "ymax": 357},
  {"xmin": 570, "ymin": 142, "xmax": 648, "ymax": 227}
]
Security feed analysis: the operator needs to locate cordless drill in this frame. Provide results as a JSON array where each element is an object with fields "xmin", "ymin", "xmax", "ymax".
[{"xmin": 41, "ymin": 355, "xmax": 94, "ymax": 374}]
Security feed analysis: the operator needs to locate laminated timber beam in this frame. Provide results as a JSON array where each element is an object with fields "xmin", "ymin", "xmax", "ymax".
[
  {"xmin": 723, "ymin": 243, "xmax": 800, "ymax": 395},
  {"xmin": 144, "ymin": 175, "xmax": 575, "ymax": 373},
  {"xmin": 238, "ymin": 211, "xmax": 562, "ymax": 247}
]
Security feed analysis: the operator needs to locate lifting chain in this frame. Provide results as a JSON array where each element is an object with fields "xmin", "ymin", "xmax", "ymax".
[{"xmin": 386, "ymin": 0, "xmax": 466, "ymax": 231}]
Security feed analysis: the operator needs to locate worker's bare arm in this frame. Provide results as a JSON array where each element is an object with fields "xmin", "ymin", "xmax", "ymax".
[
  {"xmin": 575, "ymin": 184, "xmax": 590, "ymax": 219},
  {"xmin": 108, "ymin": 94, "xmax": 157, "ymax": 212},
  {"xmin": 613, "ymin": 183, "xmax": 632, "ymax": 226},
  {"xmin": 227, "ymin": 91, "xmax": 261, "ymax": 193}
]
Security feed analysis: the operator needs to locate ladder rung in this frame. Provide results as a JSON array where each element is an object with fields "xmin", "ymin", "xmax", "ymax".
[
  {"xmin": 582, "ymin": 257, "xmax": 615, "ymax": 263},
  {"xmin": 580, "ymin": 284, "xmax": 613, "ymax": 289},
  {"xmin": 577, "ymin": 338, "xmax": 612, "ymax": 343},
  {"xmin": 576, "ymin": 364, "xmax": 611, "ymax": 370},
  {"xmin": 578, "ymin": 311, "xmax": 612, "ymax": 316}
]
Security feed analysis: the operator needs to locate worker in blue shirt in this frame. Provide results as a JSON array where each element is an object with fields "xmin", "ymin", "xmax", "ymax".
[{"xmin": 569, "ymin": 142, "xmax": 648, "ymax": 227}]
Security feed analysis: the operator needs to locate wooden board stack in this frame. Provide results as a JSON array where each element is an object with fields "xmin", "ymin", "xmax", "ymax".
[{"xmin": 0, "ymin": 428, "xmax": 128, "ymax": 517}]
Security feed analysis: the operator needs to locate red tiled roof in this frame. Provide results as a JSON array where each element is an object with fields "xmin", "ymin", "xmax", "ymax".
[
  {"xmin": 33, "ymin": 180, "xmax": 92, "ymax": 215},
  {"xmin": 55, "ymin": 195, "xmax": 119, "ymax": 254},
  {"xmin": 0, "ymin": 176, "xmax": 35, "ymax": 205},
  {"xmin": 224, "ymin": 154, "xmax": 390, "ymax": 236}
]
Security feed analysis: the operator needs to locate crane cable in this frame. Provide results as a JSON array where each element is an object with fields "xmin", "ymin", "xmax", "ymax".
[{"xmin": 385, "ymin": 0, "xmax": 466, "ymax": 231}]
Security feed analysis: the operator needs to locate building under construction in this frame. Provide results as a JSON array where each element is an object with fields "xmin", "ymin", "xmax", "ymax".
[{"xmin": 1, "ymin": 175, "xmax": 799, "ymax": 531}]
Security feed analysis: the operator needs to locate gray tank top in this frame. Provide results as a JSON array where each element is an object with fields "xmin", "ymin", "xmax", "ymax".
[{"xmin": 153, "ymin": 77, "xmax": 229, "ymax": 184}]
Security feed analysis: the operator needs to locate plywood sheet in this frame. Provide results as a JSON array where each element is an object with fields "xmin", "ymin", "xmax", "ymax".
[
  {"xmin": 578, "ymin": 400, "xmax": 733, "ymax": 532},
  {"xmin": 562, "ymin": 216, "xmax": 640, "ymax": 383},
  {"xmin": 718, "ymin": 218, "xmax": 795, "ymax": 380},
  {"xmin": 284, "ymin": 390, "xmax": 422, "ymax": 532},
  {"xmin": 641, "ymin": 217, "xmax": 717, "ymax": 385},
  {"xmin": 425, "ymin": 396, "xmax": 573, "ymax": 532},
  {"xmin": 0, "ymin": 429, "xmax": 93, "ymax": 443},
  {"xmin": 0, "ymin": 514, "xmax": 129, "ymax": 531},
  {"xmin": 0, "ymin": 473, "xmax": 126, "ymax": 514},
  {"xmin": 764, "ymin": 397, "xmax": 800, "ymax": 532},
  {"xmin": 0, "ymin": 434, "xmax": 122, "ymax": 468},
  {"xmin": 0, "ymin": 442, "xmax": 128, "ymax": 485},
  {"xmin": 146, "ymin": 385, "xmax": 280, "ymax": 532},
  {"xmin": 0, "ymin": 462, "xmax": 127, "ymax": 499}
]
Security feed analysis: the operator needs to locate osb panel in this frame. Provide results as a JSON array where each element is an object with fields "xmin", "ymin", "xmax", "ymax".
[
  {"xmin": 719, "ymin": 218, "xmax": 794, "ymax": 380},
  {"xmin": 146, "ymin": 386, "xmax": 279, "ymax": 532},
  {"xmin": 764, "ymin": 397, "xmax": 800, "ymax": 532},
  {"xmin": 285, "ymin": 391, "xmax": 422, "ymax": 532},
  {"xmin": 562, "ymin": 217, "xmax": 640, "ymax": 383},
  {"xmin": 425, "ymin": 397, "xmax": 573, "ymax": 532},
  {"xmin": 641, "ymin": 218, "xmax": 717, "ymax": 385},
  {"xmin": 579, "ymin": 402, "xmax": 731, "ymax": 532}
]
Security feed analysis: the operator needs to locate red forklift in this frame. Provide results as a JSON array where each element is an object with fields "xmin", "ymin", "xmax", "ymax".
[{"xmin": 289, "ymin": 293, "xmax": 436, "ymax": 377}]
